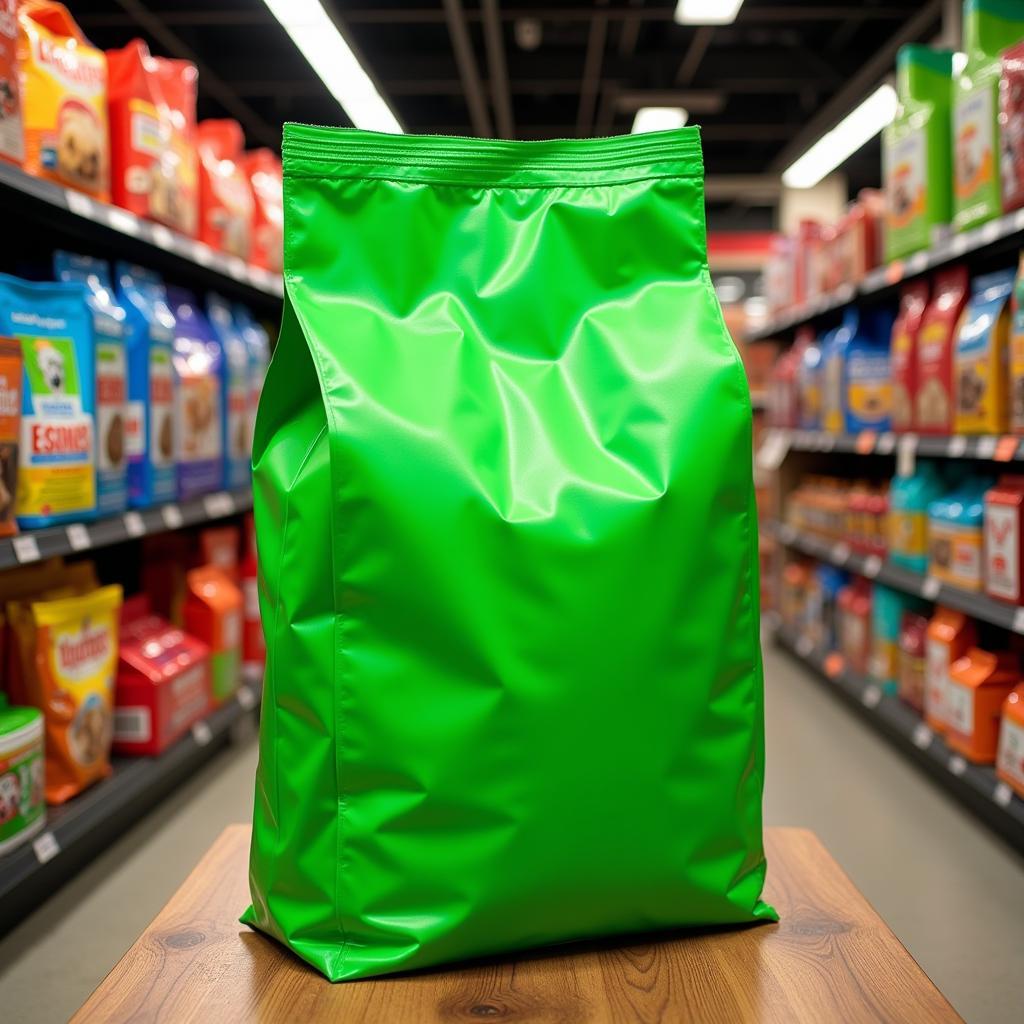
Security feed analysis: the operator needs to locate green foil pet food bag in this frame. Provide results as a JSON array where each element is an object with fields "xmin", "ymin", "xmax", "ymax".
[{"xmin": 243, "ymin": 123, "xmax": 774, "ymax": 980}]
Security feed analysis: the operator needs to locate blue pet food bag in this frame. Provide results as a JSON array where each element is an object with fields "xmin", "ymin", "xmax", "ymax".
[
  {"xmin": 206, "ymin": 293, "xmax": 250, "ymax": 489},
  {"xmin": 54, "ymin": 253, "xmax": 128, "ymax": 516},
  {"xmin": 0, "ymin": 275, "xmax": 96, "ymax": 528},
  {"xmin": 116, "ymin": 264, "xmax": 177, "ymax": 507},
  {"xmin": 232, "ymin": 302, "xmax": 270, "ymax": 453}
]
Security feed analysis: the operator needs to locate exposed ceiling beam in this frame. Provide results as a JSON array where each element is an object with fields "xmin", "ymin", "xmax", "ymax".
[
  {"xmin": 676, "ymin": 26, "xmax": 713, "ymax": 87},
  {"xmin": 771, "ymin": 0, "xmax": 943, "ymax": 172},
  {"xmin": 614, "ymin": 90, "xmax": 725, "ymax": 114},
  {"xmin": 576, "ymin": 4, "xmax": 609, "ymax": 137},
  {"xmin": 481, "ymin": 0, "xmax": 515, "ymax": 139},
  {"xmin": 110, "ymin": 0, "xmax": 277, "ymax": 145},
  {"xmin": 443, "ymin": 0, "xmax": 493, "ymax": 137},
  {"xmin": 618, "ymin": 0, "xmax": 644, "ymax": 56}
]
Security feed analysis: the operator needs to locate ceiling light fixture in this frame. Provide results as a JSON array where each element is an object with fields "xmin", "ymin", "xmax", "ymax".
[
  {"xmin": 261, "ymin": 0, "xmax": 402, "ymax": 133},
  {"xmin": 674, "ymin": 0, "xmax": 745, "ymax": 25},
  {"xmin": 632, "ymin": 107, "xmax": 689, "ymax": 134},
  {"xmin": 782, "ymin": 84, "xmax": 898, "ymax": 189}
]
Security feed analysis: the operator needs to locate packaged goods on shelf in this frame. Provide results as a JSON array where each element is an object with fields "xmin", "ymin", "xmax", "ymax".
[
  {"xmin": 996, "ymin": 683, "xmax": 1024, "ymax": 792},
  {"xmin": 871, "ymin": 584, "xmax": 916, "ymax": 691},
  {"xmin": 106, "ymin": 39, "xmax": 199, "ymax": 236},
  {"xmin": 53, "ymin": 252, "xmax": 128, "ymax": 517},
  {"xmin": 898, "ymin": 610, "xmax": 930, "ymax": 710},
  {"xmin": 837, "ymin": 190, "xmax": 885, "ymax": 284},
  {"xmin": 947, "ymin": 645, "xmax": 1019, "ymax": 762},
  {"xmin": 917, "ymin": 266, "xmax": 970, "ymax": 433},
  {"xmin": 182, "ymin": 565, "xmax": 240, "ymax": 707},
  {"xmin": 838, "ymin": 576, "xmax": 873, "ymax": 674},
  {"xmin": 925, "ymin": 608, "xmax": 978, "ymax": 733},
  {"xmin": 1000, "ymin": 42, "xmax": 1024, "ymax": 211},
  {"xmin": 167, "ymin": 287, "xmax": 222, "ymax": 499},
  {"xmin": 928, "ymin": 476, "xmax": 993, "ymax": 590},
  {"xmin": 796, "ymin": 328, "xmax": 823, "ymax": 429},
  {"xmin": 241, "ymin": 149, "xmax": 283, "ymax": 274},
  {"xmin": 9, "ymin": 582, "xmax": 123, "ymax": 804},
  {"xmin": 0, "ymin": 337, "xmax": 22, "ymax": 537},
  {"xmin": 0, "ymin": 694, "xmax": 44, "ymax": 856},
  {"xmin": 197, "ymin": 119, "xmax": 253, "ymax": 260},
  {"xmin": 198, "ymin": 524, "xmax": 239, "ymax": 580},
  {"xmin": 953, "ymin": 0, "xmax": 1024, "ymax": 232},
  {"xmin": 0, "ymin": 0, "xmax": 23, "ymax": 166},
  {"xmin": 844, "ymin": 306, "xmax": 897, "ymax": 432},
  {"xmin": 234, "ymin": 304, "xmax": 269, "ymax": 451},
  {"xmin": 890, "ymin": 281, "xmax": 930, "ymax": 431},
  {"xmin": 1011, "ymin": 255, "xmax": 1024, "ymax": 430},
  {"xmin": 17, "ymin": 1, "xmax": 109, "ymax": 201},
  {"xmin": 954, "ymin": 268, "xmax": 1015, "ymax": 433},
  {"xmin": 116, "ymin": 264, "xmax": 177, "ymax": 507},
  {"xmin": 768, "ymin": 337, "xmax": 800, "ymax": 427},
  {"xmin": 822, "ymin": 314, "xmax": 855, "ymax": 432},
  {"xmin": 983, "ymin": 474, "xmax": 1024, "ymax": 601},
  {"xmin": 113, "ymin": 594, "xmax": 211, "ymax": 756},
  {"xmin": 0, "ymin": 275, "xmax": 97, "ymax": 527},
  {"xmin": 206, "ymin": 294, "xmax": 250, "ymax": 490},
  {"xmin": 884, "ymin": 45, "xmax": 955, "ymax": 261},
  {"xmin": 890, "ymin": 461, "xmax": 945, "ymax": 571},
  {"xmin": 141, "ymin": 531, "xmax": 188, "ymax": 624},
  {"xmin": 241, "ymin": 512, "xmax": 263, "ymax": 673}
]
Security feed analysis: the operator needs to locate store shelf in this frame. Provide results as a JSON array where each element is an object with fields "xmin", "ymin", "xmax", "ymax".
[
  {"xmin": 0, "ymin": 673, "xmax": 263, "ymax": 936},
  {"xmin": 0, "ymin": 488, "xmax": 252, "ymax": 571},
  {"xmin": 0, "ymin": 161, "xmax": 282, "ymax": 305},
  {"xmin": 748, "ymin": 205, "xmax": 1024, "ymax": 342},
  {"xmin": 774, "ymin": 626, "xmax": 1024, "ymax": 851},
  {"xmin": 760, "ymin": 427, "xmax": 1024, "ymax": 464},
  {"xmin": 766, "ymin": 520, "xmax": 1024, "ymax": 635}
]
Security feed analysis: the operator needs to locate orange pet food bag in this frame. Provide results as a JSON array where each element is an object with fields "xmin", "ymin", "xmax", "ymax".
[
  {"xmin": 11, "ymin": 583, "xmax": 122, "ymax": 804},
  {"xmin": 17, "ymin": 1, "xmax": 109, "ymax": 201},
  {"xmin": 106, "ymin": 39, "xmax": 197, "ymax": 235},
  {"xmin": 241, "ymin": 149, "xmax": 282, "ymax": 272}
]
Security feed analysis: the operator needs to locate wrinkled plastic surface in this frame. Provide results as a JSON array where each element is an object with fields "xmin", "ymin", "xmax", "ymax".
[{"xmin": 244, "ymin": 124, "xmax": 774, "ymax": 981}]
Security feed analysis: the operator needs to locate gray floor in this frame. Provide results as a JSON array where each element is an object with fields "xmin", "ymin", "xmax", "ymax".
[{"xmin": 1, "ymin": 645, "xmax": 1022, "ymax": 1022}]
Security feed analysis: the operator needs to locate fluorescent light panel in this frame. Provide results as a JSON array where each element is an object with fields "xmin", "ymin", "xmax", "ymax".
[
  {"xmin": 675, "ymin": 0, "xmax": 745, "ymax": 25},
  {"xmin": 632, "ymin": 107, "xmax": 688, "ymax": 134},
  {"xmin": 782, "ymin": 84, "xmax": 898, "ymax": 189},
  {"xmin": 262, "ymin": 0, "xmax": 402, "ymax": 133}
]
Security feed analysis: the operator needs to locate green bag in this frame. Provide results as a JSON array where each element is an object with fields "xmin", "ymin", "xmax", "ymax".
[{"xmin": 243, "ymin": 123, "xmax": 774, "ymax": 981}]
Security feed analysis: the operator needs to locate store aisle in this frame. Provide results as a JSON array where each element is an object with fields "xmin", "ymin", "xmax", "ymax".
[{"xmin": 1, "ymin": 645, "xmax": 1022, "ymax": 1023}]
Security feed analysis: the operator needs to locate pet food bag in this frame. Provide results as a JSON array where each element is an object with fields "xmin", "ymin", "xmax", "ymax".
[
  {"xmin": 233, "ymin": 303, "xmax": 270, "ymax": 451},
  {"xmin": 197, "ymin": 119, "xmax": 252, "ymax": 259},
  {"xmin": 0, "ymin": 275, "xmax": 96, "ymax": 527},
  {"xmin": 106, "ymin": 39, "xmax": 198, "ymax": 235},
  {"xmin": 244, "ymin": 124, "xmax": 774, "ymax": 980},
  {"xmin": 116, "ymin": 263, "xmax": 176, "ymax": 507},
  {"xmin": 167, "ymin": 287, "xmax": 222, "ymax": 498},
  {"xmin": 17, "ymin": 1, "xmax": 109, "ymax": 201},
  {"xmin": 0, "ymin": 695, "xmax": 44, "ymax": 855},
  {"xmin": 0, "ymin": 0, "xmax": 23, "ymax": 166},
  {"xmin": 0, "ymin": 336, "xmax": 22, "ymax": 535},
  {"xmin": 241, "ymin": 149, "xmax": 282, "ymax": 273},
  {"xmin": 53, "ymin": 252, "xmax": 128, "ymax": 516},
  {"xmin": 206, "ymin": 293, "xmax": 250, "ymax": 488}
]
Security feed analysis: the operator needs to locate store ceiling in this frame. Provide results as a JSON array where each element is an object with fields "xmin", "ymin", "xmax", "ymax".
[{"xmin": 78, "ymin": 0, "xmax": 945, "ymax": 219}]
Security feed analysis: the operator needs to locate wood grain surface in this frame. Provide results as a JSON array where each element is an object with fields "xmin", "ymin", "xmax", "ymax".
[{"xmin": 71, "ymin": 826, "xmax": 962, "ymax": 1023}]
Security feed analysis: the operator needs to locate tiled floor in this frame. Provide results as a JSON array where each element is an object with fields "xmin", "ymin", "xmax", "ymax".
[{"xmin": 1, "ymin": 643, "xmax": 1022, "ymax": 1022}]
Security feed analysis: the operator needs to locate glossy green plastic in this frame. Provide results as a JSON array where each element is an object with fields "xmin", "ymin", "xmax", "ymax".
[{"xmin": 243, "ymin": 123, "xmax": 774, "ymax": 981}]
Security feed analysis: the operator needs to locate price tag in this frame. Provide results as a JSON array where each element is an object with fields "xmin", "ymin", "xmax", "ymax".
[
  {"xmin": 836, "ymin": 283, "xmax": 854, "ymax": 303},
  {"xmin": 861, "ymin": 684, "xmax": 882, "ymax": 709},
  {"xmin": 161, "ymin": 504, "xmax": 184, "ymax": 530},
  {"xmin": 947, "ymin": 435, "xmax": 968, "ymax": 458},
  {"xmin": 885, "ymin": 261, "xmax": 904, "ymax": 285},
  {"xmin": 1015, "ymin": 208, "xmax": 1024, "ymax": 231},
  {"xmin": 33, "ymin": 831, "xmax": 60, "ymax": 864},
  {"xmin": 796, "ymin": 634, "xmax": 814, "ymax": 658},
  {"xmin": 906, "ymin": 252, "xmax": 928, "ymax": 275},
  {"xmin": 151, "ymin": 224, "xmax": 174, "ymax": 249},
  {"xmin": 921, "ymin": 576, "xmax": 941, "ymax": 600},
  {"xmin": 226, "ymin": 256, "xmax": 248, "ymax": 281},
  {"xmin": 995, "ymin": 435, "xmax": 1020, "ymax": 462},
  {"xmin": 832, "ymin": 542, "xmax": 851, "ymax": 565},
  {"xmin": 993, "ymin": 781, "xmax": 1014, "ymax": 807},
  {"xmin": 65, "ymin": 524, "xmax": 90, "ymax": 551},
  {"xmin": 237, "ymin": 685, "xmax": 258, "ymax": 711},
  {"xmin": 897, "ymin": 434, "xmax": 917, "ymax": 477},
  {"xmin": 191, "ymin": 720, "xmax": 213, "ymax": 747},
  {"xmin": 855, "ymin": 430, "xmax": 877, "ymax": 454},
  {"xmin": 950, "ymin": 234, "xmax": 969, "ymax": 255},
  {"xmin": 107, "ymin": 208, "xmax": 141, "ymax": 236},
  {"xmin": 1013, "ymin": 607, "xmax": 1024, "ymax": 635},
  {"xmin": 975, "ymin": 436, "xmax": 997, "ymax": 460},
  {"xmin": 948, "ymin": 755, "xmax": 968, "ymax": 777},
  {"xmin": 875, "ymin": 432, "xmax": 896, "ymax": 455},
  {"xmin": 204, "ymin": 492, "xmax": 235, "ymax": 518},
  {"xmin": 823, "ymin": 652, "xmax": 844, "ymax": 679},
  {"xmin": 65, "ymin": 190, "xmax": 95, "ymax": 219},
  {"xmin": 192, "ymin": 242, "xmax": 215, "ymax": 266},
  {"xmin": 912, "ymin": 722, "xmax": 933, "ymax": 750},
  {"xmin": 124, "ymin": 511, "xmax": 145, "ymax": 537},
  {"xmin": 981, "ymin": 220, "xmax": 1002, "ymax": 244},
  {"xmin": 12, "ymin": 535, "xmax": 41, "ymax": 563},
  {"xmin": 756, "ymin": 429, "xmax": 790, "ymax": 471},
  {"xmin": 863, "ymin": 554, "xmax": 883, "ymax": 579}
]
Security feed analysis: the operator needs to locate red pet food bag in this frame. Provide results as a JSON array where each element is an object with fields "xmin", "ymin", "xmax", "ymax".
[
  {"xmin": 916, "ymin": 266, "xmax": 969, "ymax": 434},
  {"xmin": 0, "ymin": 0, "xmax": 22, "ymax": 165},
  {"xmin": 198, "ymin": 119, "xmax": 253, "ymax": 259},
  {"xmin": 107, "ymin": 39, "xmax": 198, "ymax": 235},
  {"xmin": 1000, "ymin": 42, "xmax": 1024, "ymax": 213},
  {"xmin": 242, "ymin": 149, "xmax": 282, "ymax": 273}
]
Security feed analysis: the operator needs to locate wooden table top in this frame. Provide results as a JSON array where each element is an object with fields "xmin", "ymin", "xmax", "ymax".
[{"xmin": 71, "ymin": 825, "xmax": 961, "ymax": 1023}]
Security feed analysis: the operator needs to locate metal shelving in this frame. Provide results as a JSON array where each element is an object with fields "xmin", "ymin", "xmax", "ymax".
[
  {"xmin": 774, "ymin": 627, "xmax": 1024, "ymax": 850},
  {"xmin": 748, "ymin": 205, "xmax": 1024, "ymax": 342},
  {"xmin": 762, "ymin": 427, "xmax": 1024, "ymax": 463}
]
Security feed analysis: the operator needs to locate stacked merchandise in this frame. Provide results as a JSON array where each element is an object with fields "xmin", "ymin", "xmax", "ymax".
[{"xmin": 0, "ymin": 2, "xmax": 283, "ymax": 267}]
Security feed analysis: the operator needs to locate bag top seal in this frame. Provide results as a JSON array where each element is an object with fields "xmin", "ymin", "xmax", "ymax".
[{"xmin": 282, "ymin": 123, "xmax": 703, "ymax": 188}]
